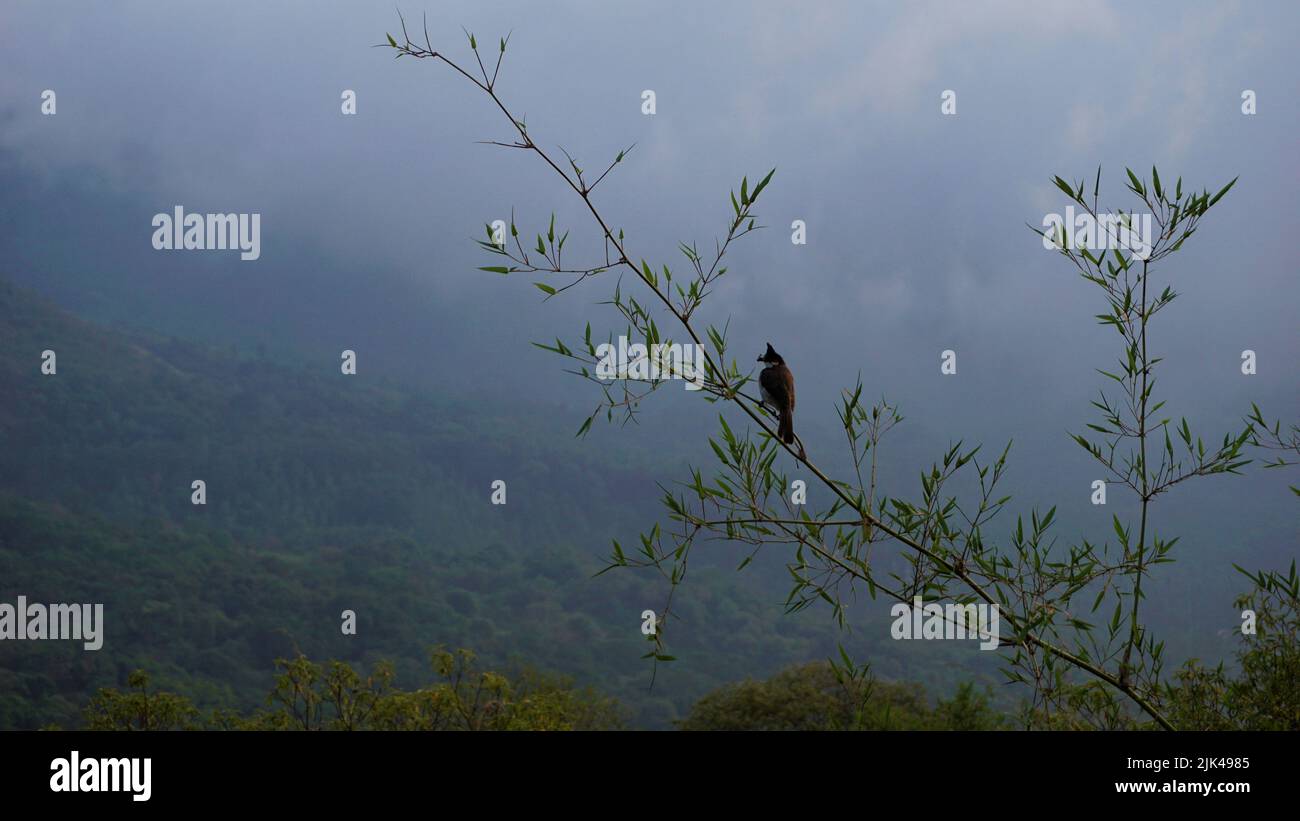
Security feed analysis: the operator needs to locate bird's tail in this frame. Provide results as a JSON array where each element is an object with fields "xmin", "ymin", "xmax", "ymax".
[{"xmin": 778, "ymin": 407, "xmax": 794, "ymax": 445}]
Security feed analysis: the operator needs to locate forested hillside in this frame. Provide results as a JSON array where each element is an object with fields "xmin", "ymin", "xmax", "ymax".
[
  {"xmin": 0, "ymin": 279, "xmax": 992, "ymax": 728},
  {"xmin": 4, "ymin": 277, "xmax": 1290, "ymax": 729}
]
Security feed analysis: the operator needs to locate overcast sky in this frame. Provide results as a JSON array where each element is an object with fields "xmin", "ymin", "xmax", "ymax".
[{"xmin": 1, "ymin": 1, "xmax": 1295, "ymax": 573}]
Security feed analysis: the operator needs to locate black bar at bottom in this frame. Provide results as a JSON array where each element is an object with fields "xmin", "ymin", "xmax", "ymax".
[{"xmin": 2, "ymin": 730, "xmax": 1282, "ymax": 808}]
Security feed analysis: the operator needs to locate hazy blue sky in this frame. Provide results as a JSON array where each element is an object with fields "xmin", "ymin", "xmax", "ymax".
[
  {"xmin": 1, "ymin": 1, "xmax": 1296, "ymax": 655},
  {"xmin": 4, "ymin": 1, "xmax": 1294, "ymax": 387}
]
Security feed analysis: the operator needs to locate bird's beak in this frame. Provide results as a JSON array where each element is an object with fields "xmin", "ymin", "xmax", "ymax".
[{"xmin": 756, "ymin": 355, "xmax": 764, "ymax": 362}]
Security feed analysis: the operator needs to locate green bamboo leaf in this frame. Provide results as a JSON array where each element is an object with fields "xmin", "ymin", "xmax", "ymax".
[
  {"xmin": 1208, "ymin": 176, "xmax": 1238, "ymax": 207},
  {"xmin": 1125, "ymin": 167, "xmax": 1145, "ymax": 196}
]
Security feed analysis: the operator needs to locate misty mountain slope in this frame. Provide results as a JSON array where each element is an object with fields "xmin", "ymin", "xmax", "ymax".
[{"xmin": 0, "ymin": 279, "xmax": 1004, "ymax": 728}]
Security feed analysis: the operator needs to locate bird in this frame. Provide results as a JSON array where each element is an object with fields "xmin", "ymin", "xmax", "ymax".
[{"xmin": 757, "ymin": 342, "xmax": 796, "ymax": 446}]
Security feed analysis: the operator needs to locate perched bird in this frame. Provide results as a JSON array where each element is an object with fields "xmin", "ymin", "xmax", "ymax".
[{"xmin": 757, "ymin": 342, "xmax": 796, "ymax": 446}]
